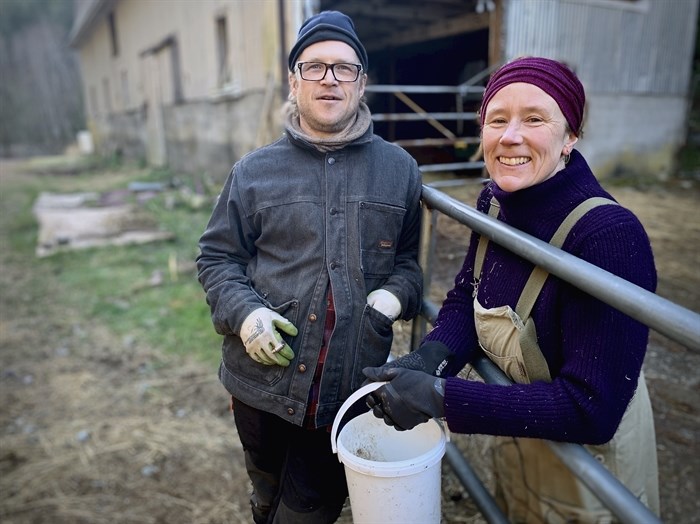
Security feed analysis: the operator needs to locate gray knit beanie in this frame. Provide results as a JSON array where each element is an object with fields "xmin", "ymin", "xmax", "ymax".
[{"xmin": 288, "ymin": 11, "xmax": 368, "ymax": 72}]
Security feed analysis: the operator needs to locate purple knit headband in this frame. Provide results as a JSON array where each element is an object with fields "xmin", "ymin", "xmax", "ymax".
[{"xmin": 479, "ymin": 57, "xmax": 586, "ymax": 135}]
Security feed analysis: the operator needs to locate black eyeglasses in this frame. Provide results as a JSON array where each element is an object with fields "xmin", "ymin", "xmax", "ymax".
[{"xmin": 296, "ymin": 62, "xmax": 363, "ymax": 82}]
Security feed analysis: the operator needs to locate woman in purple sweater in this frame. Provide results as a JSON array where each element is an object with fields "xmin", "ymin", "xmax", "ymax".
[{"xmin": 363, "ymin": 57, "xmax": 659, "ymax": 522}]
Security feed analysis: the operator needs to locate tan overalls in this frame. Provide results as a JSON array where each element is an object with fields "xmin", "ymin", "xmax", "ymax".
[{"xmin": 473, "ymin": 198, "xmax": 659, "ymax": 523}]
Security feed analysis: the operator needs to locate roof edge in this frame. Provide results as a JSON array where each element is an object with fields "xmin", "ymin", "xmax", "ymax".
[{"xmin": 69, "ymin": 0, "xmax": 115, "ymax": 48}]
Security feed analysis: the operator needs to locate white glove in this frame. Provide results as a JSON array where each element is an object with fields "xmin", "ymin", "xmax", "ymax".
[
  {"xmin": 240, "ymin": 307, "xmax": 298, "ymax": 367},
  {"xmin": 367, "ymin": 289, "xmax": 402, "ymax": 322}
]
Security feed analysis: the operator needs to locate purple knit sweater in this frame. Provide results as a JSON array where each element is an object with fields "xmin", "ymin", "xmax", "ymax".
[{"xmin": 425, "ymin": 150, "xmax": 657, "ymax": 444}]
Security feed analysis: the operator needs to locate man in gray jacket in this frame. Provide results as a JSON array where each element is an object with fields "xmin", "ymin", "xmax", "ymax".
[{"xmin": 196, "ymin": 10, "xmax": 423, "ymax": 524}]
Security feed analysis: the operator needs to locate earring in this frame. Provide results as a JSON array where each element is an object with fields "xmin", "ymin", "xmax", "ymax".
[{"xmin": 564, "ymin": 153, "xmax": 571, "ymax": 165}]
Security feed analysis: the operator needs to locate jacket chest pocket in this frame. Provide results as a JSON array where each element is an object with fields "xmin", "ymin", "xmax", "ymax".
[{"xmin": 359, "ymin": 201, "xmax": 405, "ymax": 277}]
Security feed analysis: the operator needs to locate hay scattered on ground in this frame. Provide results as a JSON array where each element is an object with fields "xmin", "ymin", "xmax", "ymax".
[{"xmin": 0, "ymin": 319, "xmax": 251, "ymax": 524}]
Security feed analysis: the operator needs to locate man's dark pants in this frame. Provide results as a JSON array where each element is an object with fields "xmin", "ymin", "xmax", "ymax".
[{"xmin": 232, "ymin": 397, "xmax": 348, "ymax": 524}]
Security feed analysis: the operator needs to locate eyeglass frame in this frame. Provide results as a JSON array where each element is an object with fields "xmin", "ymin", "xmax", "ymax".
[{"xmin": 295, "ymin": 62, "xmax": 363, "ymax": 83}]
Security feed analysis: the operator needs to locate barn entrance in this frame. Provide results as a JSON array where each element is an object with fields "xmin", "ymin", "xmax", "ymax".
[{"xmin": 317, "ymin": 0, "xmax": 497, "ymax": 174}]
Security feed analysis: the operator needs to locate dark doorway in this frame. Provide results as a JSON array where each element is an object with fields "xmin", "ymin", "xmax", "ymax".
[{"xmin": 367, "ymin": 29, "xmax": 487, "ymax": 139}]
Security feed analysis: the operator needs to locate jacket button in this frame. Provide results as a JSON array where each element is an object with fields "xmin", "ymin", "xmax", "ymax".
[
  {"xmin": 298, "ymin": 364, "xmax": 307, "ymax": 373},
  {"xmin": 309, "ymin": 313, "xmax": 317, "ymax": 322},
  {"xmin": 330, "ymin": 262, "xmax": 337, "ymax": 270},
  {"xmin": 330, "ymin": 207, "xmax": 337, "ymax": 215},
  {"xmin": 287, "ymin": 408, "xmax": 294, "ymax": 415},
  {"xmin": 328, "ymin": 157, "xmax": 335, "ymax": 165}
]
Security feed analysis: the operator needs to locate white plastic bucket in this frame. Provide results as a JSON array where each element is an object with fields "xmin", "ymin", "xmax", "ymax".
[{"xmin": 330, "ymin": 382, "xmax": 447, "ymax": 523}]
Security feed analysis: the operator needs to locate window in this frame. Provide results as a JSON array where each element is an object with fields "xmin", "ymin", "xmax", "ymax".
[
  {"xmin": 108, "ymin": 12, "xmax": 119, "ymax": 57},
  {"xmin": 102, "ymin": 78, "xmax": 112, "ymax": 114},
  {"xmin": 89, "ymin": 85, "xmax": 99, "ymax": 117},
  {"xmin": 120, "ymin": 70, "xmax": 129, "ymax": 109},
  {"xmin": 216, "ymin": 15, "xmax": 230, "ymax": 86},
  {"xmin": 569, "ymin": 0, "xmax": 648, "ymax": 12}
]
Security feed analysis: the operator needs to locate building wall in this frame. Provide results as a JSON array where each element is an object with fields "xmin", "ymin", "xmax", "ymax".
[
  {"xmin": 584, "ymin": 94, "xmax": 688, "ymax": 178},
  {"xmin": 74, "ymin": 0, "xmax": 299, "ymax": 174},
  {"xmin": 75, "ymin": 0, "xmax": 698, "ymax": 178},
  {"xmin": 503, "ymin": 0, "xmax": 698, "ymax": 178},
  {"xmin": 163, "ymin": 88, "xmax": 277, "ymax": 176}
]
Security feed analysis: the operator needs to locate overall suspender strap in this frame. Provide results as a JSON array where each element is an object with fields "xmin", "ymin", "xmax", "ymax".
[
  {"xmin": 514, "ymin": 197, "xmax": 619, "ymax": 320},
  {"xmin": 473, "ymin": 197, "xmax": 500, "ymax": 278},
  {"xmin": 473, "ymin": 196, "xmax": 618, "ymax": 383}
]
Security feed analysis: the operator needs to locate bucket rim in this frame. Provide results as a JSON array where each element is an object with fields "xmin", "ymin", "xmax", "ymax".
[
  {"xmin": 330, "ymin": 381, "xmax": 386, "ymax": 455},
  {"xmin": 337, "ymin": 414, "xmax": 447, "ymax": 477}
]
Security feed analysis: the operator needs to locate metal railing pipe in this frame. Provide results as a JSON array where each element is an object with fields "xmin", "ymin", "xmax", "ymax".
[
  {"xmin": 444, "ymin": 442, "xmax": 510, "ymax": 524},
  {"xmin": 419, "ymin": 161, "xmax": 484, "ymax": 173},
  {"xmin": 469, "ymin": 353, "xmax": 661, "ymax": 524},
  {"xmin": 365, "ymin": 84, "xmax": 485, "ymax": 95},
  {"xmin": 414, "ymin": 205, "xmax": 438, "ymax": 347},
  {"xmin": 371, "ymin": 112, "xmax": 478, "ymax": 122},
  {"xmin": 421, "ymin": 184, "xmax": 700, "ymax": 352},
  {"xmin": 547, "ymin": 441, "xmax": 661, "ymax": 524},
  {"xmin": 424, "ymin": 294, "xmax": 509, "ymax": 521},
  {"xmin": 421, "ymin": 299, "xmax": 661, "ymax": 524},
  {"xmin": 422, "ymin": 297, "xmax": 661, "ymax": 523}
]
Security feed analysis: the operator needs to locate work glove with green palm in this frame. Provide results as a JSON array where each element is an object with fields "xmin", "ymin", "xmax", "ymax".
[{"xmin": 240, "ymin": 307, "xmax": 297, "ymax": 367}]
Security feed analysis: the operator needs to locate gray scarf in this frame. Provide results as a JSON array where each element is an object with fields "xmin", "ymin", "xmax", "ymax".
[{"xmin": 284, "ymin": 101, "xmax": 372, "ymax": 152}]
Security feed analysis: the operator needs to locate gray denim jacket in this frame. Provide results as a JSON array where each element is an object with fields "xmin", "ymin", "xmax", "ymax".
[{"xmin": 197, "ymin": 125, "xmax": 423, "ymax": 427}]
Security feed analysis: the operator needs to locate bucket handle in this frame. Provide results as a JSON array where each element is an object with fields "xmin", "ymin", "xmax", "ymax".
[{"xmin": 330, "ymin": 381, "xmax": 387, "ymax": 456}]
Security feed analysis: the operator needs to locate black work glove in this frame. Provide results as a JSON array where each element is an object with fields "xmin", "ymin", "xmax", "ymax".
[
  {"xmin": 362, "ymin": 366, "xmax": 446, "ymax": 431},
  {"xmin": 361, "ymin": 342, "xmax": 453, "ymax": 389}
]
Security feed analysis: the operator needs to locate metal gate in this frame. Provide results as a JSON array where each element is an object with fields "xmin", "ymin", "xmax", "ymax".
[{"xmin": 411, "ymin": 184, "xmax": 700, "ymax": 523}]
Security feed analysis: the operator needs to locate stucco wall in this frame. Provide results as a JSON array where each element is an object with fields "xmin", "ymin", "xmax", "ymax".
[
  {"xmin": 86, "ymin": 109, "xmax": 146, "ymax": 161},
  {"xmin": 163, "ymin": 90, "xmax": 281, "ymax": 177},
  {"xmin": 579, "ymin": 93, "xmax": 689, "ymax": 179},
  {"xmin": 502, "ymin": 0, "xmax": 698, "ymax": 179},
  {"xmin": 93, "ymin": 89, "xmax": 283, "ymax": 177},
  {"xmin": 74, "ymin": 0, "xmax": 296, "ymax": 172}
]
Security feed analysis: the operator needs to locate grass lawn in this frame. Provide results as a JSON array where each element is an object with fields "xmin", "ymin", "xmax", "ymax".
[{"xmin": 1, "ymin": 157, "xmax": 224, "ymax": 366}]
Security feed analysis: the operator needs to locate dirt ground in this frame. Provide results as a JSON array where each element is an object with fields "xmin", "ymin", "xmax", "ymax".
[{"xmin": 1, "ymin": 164, "xmax": 698, "ymax": 524}]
